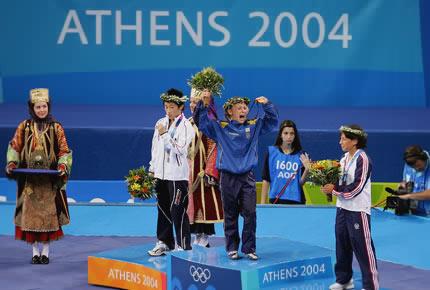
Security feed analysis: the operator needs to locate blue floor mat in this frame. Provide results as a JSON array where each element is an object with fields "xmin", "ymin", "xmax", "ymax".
[{"xmin": 1, "ymin": 203, "xmax": 429, "ymax": 270}]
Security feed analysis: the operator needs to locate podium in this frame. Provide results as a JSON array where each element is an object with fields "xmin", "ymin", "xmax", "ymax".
[
  {"xmin": 170, "ymin": 238, "xmax": 334, "ymax": 290},
  {"xmin": 88, "ymin": 244, "xmax": 168, "ymax": 290},
  {"xmin": 88, "ymin": 238, "xmax": 334, "ymax": 290}
]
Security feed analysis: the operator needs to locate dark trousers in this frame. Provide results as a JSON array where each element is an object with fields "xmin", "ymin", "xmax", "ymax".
[
  {"xmin": 219, "ymin": 170, "xmax": 256, "ymax": 254},
  {"xmin": 190, "ymin": 223, "xmax": 215, "ymax": 235},
  {"xmin": 156, "ymin": 179, "xmax": 191, "ymax": 250},
  {"xmin": 335, "ymin": 208, "xmax": 379, "ymax": 290}
]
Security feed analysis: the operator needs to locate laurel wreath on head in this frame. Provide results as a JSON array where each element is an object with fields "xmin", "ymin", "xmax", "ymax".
[
  {"xmin": 160, "ymin": 93, "xmax": 189, "ymax": 105},
  {"xmin": 188, "ymin": 67, "xmax": 224, "ymax": 96},
  {"xmin": 339, "ymin": 126, "xmax": 368, "ymax": 137},
  {"xmin": 223, "ymin": 97, "xmax": 251, "ymax": 111}
]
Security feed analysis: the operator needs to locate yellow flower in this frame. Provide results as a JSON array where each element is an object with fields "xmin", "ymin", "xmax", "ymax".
[{"xmin": 131, "ymin": 183, "xmax": 141, "ymax": 191}]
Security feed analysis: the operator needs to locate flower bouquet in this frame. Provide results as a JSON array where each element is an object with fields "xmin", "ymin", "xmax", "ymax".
[
  {"xmin": 125, "ymin": 166, "xmax": 156, "ymax": 200},
  {"xmin": 188, "ymin": 67, "xmax": 224, "ymax": 96},
  {"xmin": 307, "ymin": 160, "xmax": 341, "ymax": 202}
]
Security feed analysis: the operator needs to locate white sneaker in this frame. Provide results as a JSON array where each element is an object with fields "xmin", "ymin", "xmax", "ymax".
[
  {"xmin": 148, "ymin": 241, "xmax": 170, "ymax": 256},
  {"xmin": 246, "ymin": 252, "xmax": 259, "ymax": 260},
  {"xmin": 198, "ymin": 234, "xmax": 210, "ymax": 248},
  {"xmin": 329, "ymin": 278, "xmax": 354, "ymax": 290},
  {"xmin": 228, "ymin": 251, "xmax": 240, "ymax": 260}
]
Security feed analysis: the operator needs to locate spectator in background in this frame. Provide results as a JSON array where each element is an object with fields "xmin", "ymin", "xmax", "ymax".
[
  {"xmin": 260, "ymin": 120, "xmax": 310, "ymax": 204},
  {"xmin": 398, "ymin": 145, "xmax": 430, "ymax": 214}
]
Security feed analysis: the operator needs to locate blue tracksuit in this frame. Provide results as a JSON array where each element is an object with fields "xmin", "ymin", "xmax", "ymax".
[
  {"xmin": 195, "ymin": 100, "xmax": 278, "ymax": 254},
  {"xmin": 195, "ymin": 101, "xmax": 278, "ymax": 174}
]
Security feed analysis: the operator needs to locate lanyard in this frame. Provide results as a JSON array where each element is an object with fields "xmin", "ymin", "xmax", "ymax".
[
  {"xmin": 273, "ymin": 171, "xmax": 297, "ymax": 204},
  {"xmin": 165, "ymin": 114, "xmax": 184, "ymax": 162},
  {"xmin": 168, "ymin": 114, "xmax": 184, "ymax": 138},
  {"xmin": 342, "ymin": 149, "xmax": 362, "ymax": 183}
]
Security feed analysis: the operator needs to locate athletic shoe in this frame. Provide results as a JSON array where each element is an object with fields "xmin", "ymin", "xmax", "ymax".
[
  {"xmin": 329, "ymin": 278, "xmax": 354, "ymax": 290},
  {"xmin": 246, "ymin": 252, "xmax": 259, "ymax": 260},
  {"xmin": 228, "ymin": 250, "xmax": 240, "ymax": 260},
  {"xmin": 148, "ymin": 241, "xmax": 170, "ymax": 256}
]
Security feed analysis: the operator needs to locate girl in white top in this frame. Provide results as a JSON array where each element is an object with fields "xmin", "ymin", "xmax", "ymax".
[{"xmin": 322, "ymin": 125, "xmax": 379, "ymax": 290}]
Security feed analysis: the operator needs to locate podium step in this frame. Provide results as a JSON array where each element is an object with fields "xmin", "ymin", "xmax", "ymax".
[
  {"xmin": 171, "ymin": 237, "xmax": 334, "ymax": 290},
  {"xmin": 88, "ymin": 244, "xmax": 168, "ymax": 290},
  {"xmin": 88, "ymin": 237, "xmax": 335, "ymax": 289}
]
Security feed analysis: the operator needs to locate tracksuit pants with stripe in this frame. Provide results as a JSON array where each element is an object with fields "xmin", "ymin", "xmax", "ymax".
[
  {"xmin": 219, "ymin": 170, "xmax": 256, "ymax": 254},
  {"xmin": 335, "ymin": 208, "xmax": 379, "ymax": 290},
  {"xmin": 156, "ymin": 179, "xmax": 191, "ymax": 250}
]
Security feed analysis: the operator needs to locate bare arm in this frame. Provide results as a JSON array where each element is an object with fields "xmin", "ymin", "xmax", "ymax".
[
  {"xmin": 399, "ymin": 189, "xmax": 430, "ymax": 201},
  {"xmin": 300, "ymin": 153, "xmax": 311, "ymax": 185}
]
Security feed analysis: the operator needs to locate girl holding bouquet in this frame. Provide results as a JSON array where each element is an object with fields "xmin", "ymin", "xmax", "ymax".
[
  {"xmin": 187, "ymin": 67, "xmax": 224, "ymax": 248},
  {"xmin": 322, "ymin": 125, "xmax": 379, "ymax": 290},
  {"xmin": 187, "ymin": 88, "xmax": 224, "ymax": 248},
  {"xmin": 261, "ymin": 120, "xmax": 311, "ymax": 204}
]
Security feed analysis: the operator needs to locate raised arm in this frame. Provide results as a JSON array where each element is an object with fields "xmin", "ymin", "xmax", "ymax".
[
  {"xmin": 259, "ymin": 100, "xmax": 278, "ymax": 135},
  {"xmin": 194, "ymin": 100, "xmax": 219, "ymax": 141},
  {"xmin": 299, "ymin": 152, "xmax": 311, "ymax": 185}
]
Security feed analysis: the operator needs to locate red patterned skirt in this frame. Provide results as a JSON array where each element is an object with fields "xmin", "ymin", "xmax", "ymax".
[{"xmin": 15, "ymin": 226, "xmax": 64, "ymax": 243}]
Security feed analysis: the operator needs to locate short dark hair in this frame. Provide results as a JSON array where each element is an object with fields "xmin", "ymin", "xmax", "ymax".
[
  {"xmin": 341, "ymin": 124, "xmax": 367, "ymax": 149},
  {"xmin": 404, "ymin": 145, "xmax": 428, "ymax": 162},
  {"xmin": 274, "ymin": 120, "xmax": 302, "ymax": 153},
  {"xmin": 166, "ymin": 88, "xmax": 183, "ymax": 98},
  {"xmin": 162, "ymin": 88, "xmax": 185, "ymax": 110}
]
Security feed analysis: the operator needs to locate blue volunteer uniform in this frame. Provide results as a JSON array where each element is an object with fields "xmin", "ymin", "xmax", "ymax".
[
  {"xmin": 262, "ymin": 146, "xmax": 305, "ymax": 204},
  {"xmin": 403, "ymin": 151, "xmax": 430, "ymax": 216}
]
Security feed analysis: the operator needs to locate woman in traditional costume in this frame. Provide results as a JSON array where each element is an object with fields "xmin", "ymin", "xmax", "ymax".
[
  {"xmin": 5, "ymin": 88, "xmax": 72, "ymax": 264},
  {"xmin": 187, "ymin": 68, "xmax": 224, "ymax": 247}
]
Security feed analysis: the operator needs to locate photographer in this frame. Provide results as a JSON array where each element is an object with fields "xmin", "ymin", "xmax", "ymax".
[{"xmin": 398, "ymin": 145, "xmax": 430, "ymax": 216}]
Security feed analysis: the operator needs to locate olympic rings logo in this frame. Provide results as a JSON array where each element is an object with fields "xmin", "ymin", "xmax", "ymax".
[{"xmin": 189, "ymin": 265, "xmax": 211, "ymax": 284}]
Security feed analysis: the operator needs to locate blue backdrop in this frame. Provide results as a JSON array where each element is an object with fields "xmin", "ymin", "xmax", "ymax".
[{"xmin": 0, "ymin": 0, "xmax": 429, "ymax": 107}]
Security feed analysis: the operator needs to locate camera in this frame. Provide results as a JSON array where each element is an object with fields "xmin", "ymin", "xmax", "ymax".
[{"xmin": 384, "ymin": 182, "xmax": 414, "ymax": 215}]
